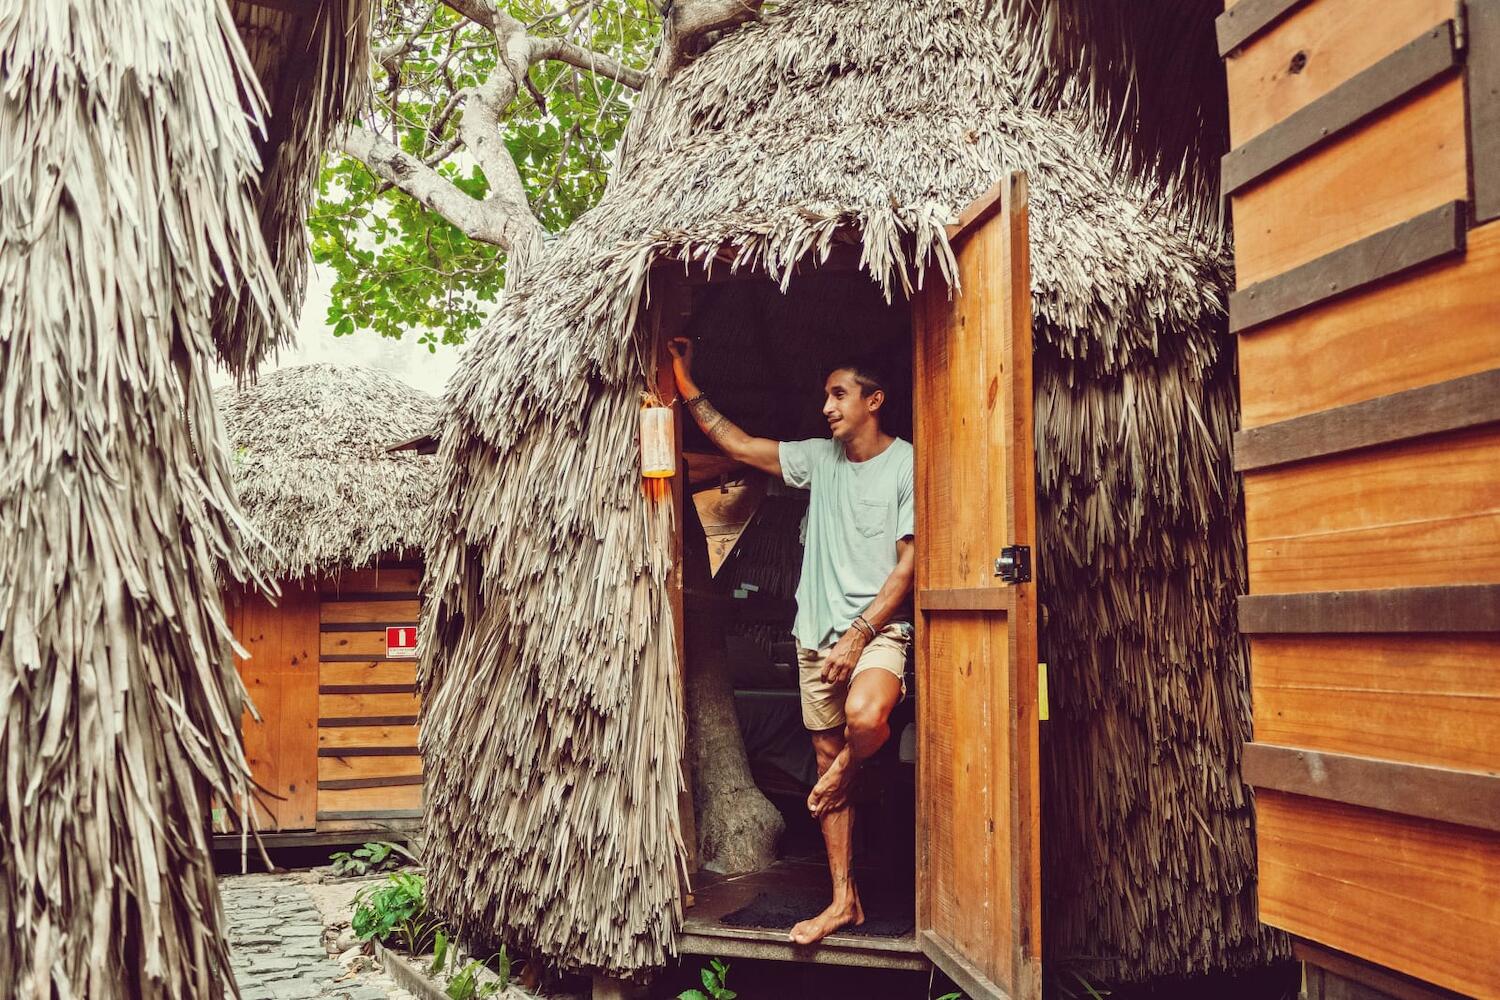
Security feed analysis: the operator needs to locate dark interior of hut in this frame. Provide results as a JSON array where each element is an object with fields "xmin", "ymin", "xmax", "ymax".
[{"xmin": 676, "ymin": 268, "xmax": 919, "ymax": 943}]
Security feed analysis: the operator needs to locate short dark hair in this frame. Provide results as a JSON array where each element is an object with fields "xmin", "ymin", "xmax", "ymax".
[{"xmin": 827, "ymin": 360, "xmax": 887, "ymax": 399}]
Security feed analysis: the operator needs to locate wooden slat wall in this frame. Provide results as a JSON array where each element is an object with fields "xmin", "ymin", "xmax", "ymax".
[
  {"xmin": 1222, "ymin": 1, "xmax": 1500, "ymax": 995},
  {"xmin": 316, "ymin": 563, "xmax": 424, "ymax": 826}
]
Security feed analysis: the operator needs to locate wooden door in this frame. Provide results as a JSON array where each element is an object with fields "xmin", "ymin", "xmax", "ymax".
[
  {"xmin": 912, "ymin": 173, "xmax": 1041, "ymax": 1000},
  {"xmin": 231, "ymin": 584, "xmax": 320, "ymax": 830}
]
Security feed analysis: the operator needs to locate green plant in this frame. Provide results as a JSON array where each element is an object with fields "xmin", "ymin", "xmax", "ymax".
[
  {"xmin": 329, "ymin": 840, "xmax": 417, "ymax": 877},
  {"xmin": 446, "ymin": 949, "xmax": 511, "ymax": 1000},
  {"xmin": 679, "ymin": 958, "xmax": 735, "ymax": 1000},
  {"xmin": 429, "ymin": 931, "xmax": 450, "ymax": 975},
  {"xmin": 351, "ymin": 872, "xmax": 445, "ymax": 955}
]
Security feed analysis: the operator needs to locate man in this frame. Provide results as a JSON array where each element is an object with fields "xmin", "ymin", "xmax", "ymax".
[{"xmin": 668, "ymin": 337, "xmax": 915, "ymax": 946}]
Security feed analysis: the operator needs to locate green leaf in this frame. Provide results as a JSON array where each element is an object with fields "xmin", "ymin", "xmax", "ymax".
[
  {"xmin": 677, "ymin": 992, "xmax": 709, "ymax": 1000},
  {"xmin": 701, "ymin": 968, "xmax": 716, "ymax": 991}
]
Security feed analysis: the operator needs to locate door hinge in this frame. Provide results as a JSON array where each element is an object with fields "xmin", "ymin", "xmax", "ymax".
[{"xmin": 995, "ymin": 544, "xmax": 1031, "ymax": 584}]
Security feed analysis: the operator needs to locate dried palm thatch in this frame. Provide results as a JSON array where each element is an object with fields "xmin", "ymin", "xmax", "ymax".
[
  {"xmin": 218, "ymin": 364, "xmax": 440, "ymax": 581},
  {"xmin": 215, "ymin": 0, "xmax": 371, "ymax": 376},
  {"xmin": 421, "ymin": 0, "xmax": 1281, "ymax": 981},
  {"xmin": 1000, "ymin": 0, "xmax": 1227, "ymax": 226},
  {"xmin": 0, "ymin": 1, "xmax": 368, "ymax": 996}
]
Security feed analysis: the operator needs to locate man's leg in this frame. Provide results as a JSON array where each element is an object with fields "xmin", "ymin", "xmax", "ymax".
[
  {"xmin": 808, "ymin": 668, "xmax": 902, "ymax": 819},
  {"xmin": 789, "ymin": 729, "xmax": 865, "ymax": 945}
]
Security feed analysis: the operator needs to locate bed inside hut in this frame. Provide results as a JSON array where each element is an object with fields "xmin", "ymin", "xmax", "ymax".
[{"xmin": 671, "ymin": 264, "xmax": 925, "ymax": 969}]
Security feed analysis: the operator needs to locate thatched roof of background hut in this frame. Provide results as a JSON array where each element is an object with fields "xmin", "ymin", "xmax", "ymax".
[
  {"xmin": 0, "ymin": 2, "xmax": 368, "ymax": 995},
  {"xmin": 219, "ymin": 365, "xmax": 440, "ymax": 581},
  {"xmin": 420, "ymin": 0, "xmax": 1280, "ymax": 982}
]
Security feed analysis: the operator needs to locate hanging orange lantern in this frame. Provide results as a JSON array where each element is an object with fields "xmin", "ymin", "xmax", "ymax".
[{"xmin": 640, "ymin": 404, "xmax": 675, "ymax": 478}]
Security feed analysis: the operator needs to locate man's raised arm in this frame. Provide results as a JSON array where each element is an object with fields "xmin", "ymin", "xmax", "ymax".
[{"xmin": 668, "ymin": 337, "xmax": 782, "ymax": 477}]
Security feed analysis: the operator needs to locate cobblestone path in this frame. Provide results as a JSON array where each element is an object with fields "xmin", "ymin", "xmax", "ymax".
[{"xmin": 222, "ymin": 873, "xmax": 415, "ymax": 1000}]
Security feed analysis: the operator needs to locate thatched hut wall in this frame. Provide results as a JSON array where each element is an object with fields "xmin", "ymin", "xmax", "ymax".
[
  {"xmin": 420, "ymin": 0, "xmax": 1280, "ymax": 982},
  {"xmin": 0, "ymin": 2, "xmax": 368, "ymax": 995}
]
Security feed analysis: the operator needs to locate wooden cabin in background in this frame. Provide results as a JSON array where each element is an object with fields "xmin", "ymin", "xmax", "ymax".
[
  {"xmin": 217, "ymin": 364, "xmax": 438, "ymax": 843},
  {"xmin": 1218, "ymin": 1, "xmax": 1500, "ymax": 996}
]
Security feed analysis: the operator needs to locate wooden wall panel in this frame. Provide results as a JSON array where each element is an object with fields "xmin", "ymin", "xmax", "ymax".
[
  {"xmin": 1239, "ymin": 221, "xmax": 1500, "ymax": 428},
  {"xmin": 1225, "ymin": 0, "xmax": 1451, "ymax": 144},
  {"xmin": 318, "ymin": 691, "xmax": 420, "ymax": 720},
  {"xmin": 316, "ymin": 566, "xmax": 426, "ymax": 828},
  {"xmin": 323, "ymin": 566, "xmax": 422, "ymax": 594},
  {"xmin": 320, "ymin": 661, "xmax": 418, "ymax": 686},
  {"xmin": 318, "ymin": 754, "xmax": 424, "ymax": 781},
  {"xmin": 1244, "ymin": 426, "xmax": 1500, "ymax": 593},
  {"xmin": 317, "ymin": 784, "xmax": 423, "ymax": 814},
  {"xmin": 320, "ymin": 630, "xmax": 406, "ymax": 658},
  {"xmin": 321, "ymin": 599, "xmax": 421, "ymax": 624},
  {"xmin": 318, "ymin": 723, "xmax": 420, "ymax": 749},
  {"xmin": 1256, "ymin": 791, "xmax": 1500, "ymax": 998},
  {"xmin": 1231, "ymin": 77, "xmax": 1466, "ymax": 285},
  {"xmin": 1251, "ymin": 634, "xmax": 1500, "ymax": 773}
]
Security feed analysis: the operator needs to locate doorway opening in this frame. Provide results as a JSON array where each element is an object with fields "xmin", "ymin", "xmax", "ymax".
[{"xmin": 672, "ymin": 267, "xmax": 924, "ymax": 968}]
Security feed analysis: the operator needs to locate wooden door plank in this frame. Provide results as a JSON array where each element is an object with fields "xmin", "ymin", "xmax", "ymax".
[
  {"xmin": 1232, "ymin": 77, "xmax": 1466, "ymax": 286},
  {"xmin": 914, "ymin": 173, "xmax": 1039, "ymax": 1000}
]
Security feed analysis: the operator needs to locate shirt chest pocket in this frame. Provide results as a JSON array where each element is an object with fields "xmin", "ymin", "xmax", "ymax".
[{"xmin": 853, "ymin": 498, "xmax": 889, "ymax": 538}]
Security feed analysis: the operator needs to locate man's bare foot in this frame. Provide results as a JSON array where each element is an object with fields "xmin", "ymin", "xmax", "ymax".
[
  {"xmin": 808, "ymin": 749, "xmax": 856, "ymax": 818},
  {"xmin": 788, "ymin": 892, "xmax": 865, "ymax": 945}
]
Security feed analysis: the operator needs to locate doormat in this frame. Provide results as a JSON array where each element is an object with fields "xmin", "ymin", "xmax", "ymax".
[{"xmin": 717, "ymin": 884, "xmax": 915, "ymax": 938}]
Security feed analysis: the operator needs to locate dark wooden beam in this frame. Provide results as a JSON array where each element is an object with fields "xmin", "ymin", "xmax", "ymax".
[
  {"xmin": 318, "ymin": 684, "xmax": 417, "ymax": 695},
  {"xmin": 1216, "ymin": 0, "xmax": 1309, "ymax": 56},
  {"xmin": 1244, "ymin": 743, "xmax": 1500, "ymax": 833},
  {"xmin": 315, "ymin": 809, "xmax": 424, "ymax": 821},
  {"xmin": 1470, "ymin": 0, "xmax": 1500, "ymax": 224},
  {"xmin": 918, "ymin": 588, "xmax": 1012, "ymax": 612},
  {"xmin": 322, "ymin": 591, "xmax": 423, "ymax": 603},
  {"xmin": 1222, "ymin": 22, "xmax": 1461, "ymax": 196},
  {"xmin": 319, "ymin": 621, "xmax": 419, "ymax": 632},
  {"xmin": 1230, "ymin": 201, "xmax": 1466, "ymax": 333},
  {"xmin": 1234, "ymin": 368, "xmax": 1500, "ymax": 471},
  {"xmin": 1239, "ymin": 585, "xmax": 1500, "ymax": 634},
  {"xmin": 318, "ymin": 775, "xmax": 424, "ymax": 790},
  {"xmin": 317, "ymin": 715, "xmax": 420, "ymax": 727},
  {"xmin": 318, "ymin": 747, "xmax": 422, "ymax": 757}
]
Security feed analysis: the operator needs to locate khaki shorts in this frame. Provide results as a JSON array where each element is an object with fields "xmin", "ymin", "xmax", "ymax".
[{"xmin": 797, "ymin": 623, "xmax": 912, "ymax": 731}]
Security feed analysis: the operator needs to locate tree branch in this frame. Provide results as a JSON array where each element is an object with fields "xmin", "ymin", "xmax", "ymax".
[
  {"xmin": 342, "ymin": 124, "xmax": 541, "ymax": 272},
  {"xmin": 529, "ymin": 36, "xmax": 647, "ymax": 90},
  {"xmin": 657, "ymin": 0, "xmax": 764, "ymax": 76}
]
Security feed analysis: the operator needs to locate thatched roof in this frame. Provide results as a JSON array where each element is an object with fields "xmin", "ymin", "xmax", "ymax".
[
  {"xmin": 0, "ymin": 1, "xmax": 368, "ymax": 995},
  {"xmin": 1003, "ymin": 0, "xmax": 1227, "ymax": 224},
  {"xmin": 219, "ymin": 365, "xmax": 440, "ymax": 581},
  {"xmin": 420, "ymin": 0, "xmax": 1279, "ymax": 982}
]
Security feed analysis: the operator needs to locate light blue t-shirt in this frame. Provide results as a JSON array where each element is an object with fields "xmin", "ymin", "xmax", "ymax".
[{"xmin": 779, "ymin": 437, "xmax": 915, "ymax": 650}]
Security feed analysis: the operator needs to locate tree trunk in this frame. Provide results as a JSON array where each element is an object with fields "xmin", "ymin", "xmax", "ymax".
[{"xmin": 683, "ymin": 492, "xmax": 784, "ymax": 874}]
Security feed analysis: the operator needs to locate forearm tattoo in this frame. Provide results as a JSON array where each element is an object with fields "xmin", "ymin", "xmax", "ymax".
[{"xmin": 689, "ymin": 397, "xmax": 735, "ymax": 446}]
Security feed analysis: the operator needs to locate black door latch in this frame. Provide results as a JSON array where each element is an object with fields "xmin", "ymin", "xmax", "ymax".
[{"xmin": 995, "ymin": 545, "xmax": 1031, "ymax": 584}]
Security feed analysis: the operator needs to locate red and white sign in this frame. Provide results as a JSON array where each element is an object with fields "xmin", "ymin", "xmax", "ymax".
[{"xmin": 386, "ymin": 626, "xmax": 419, "ymax": 659}]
